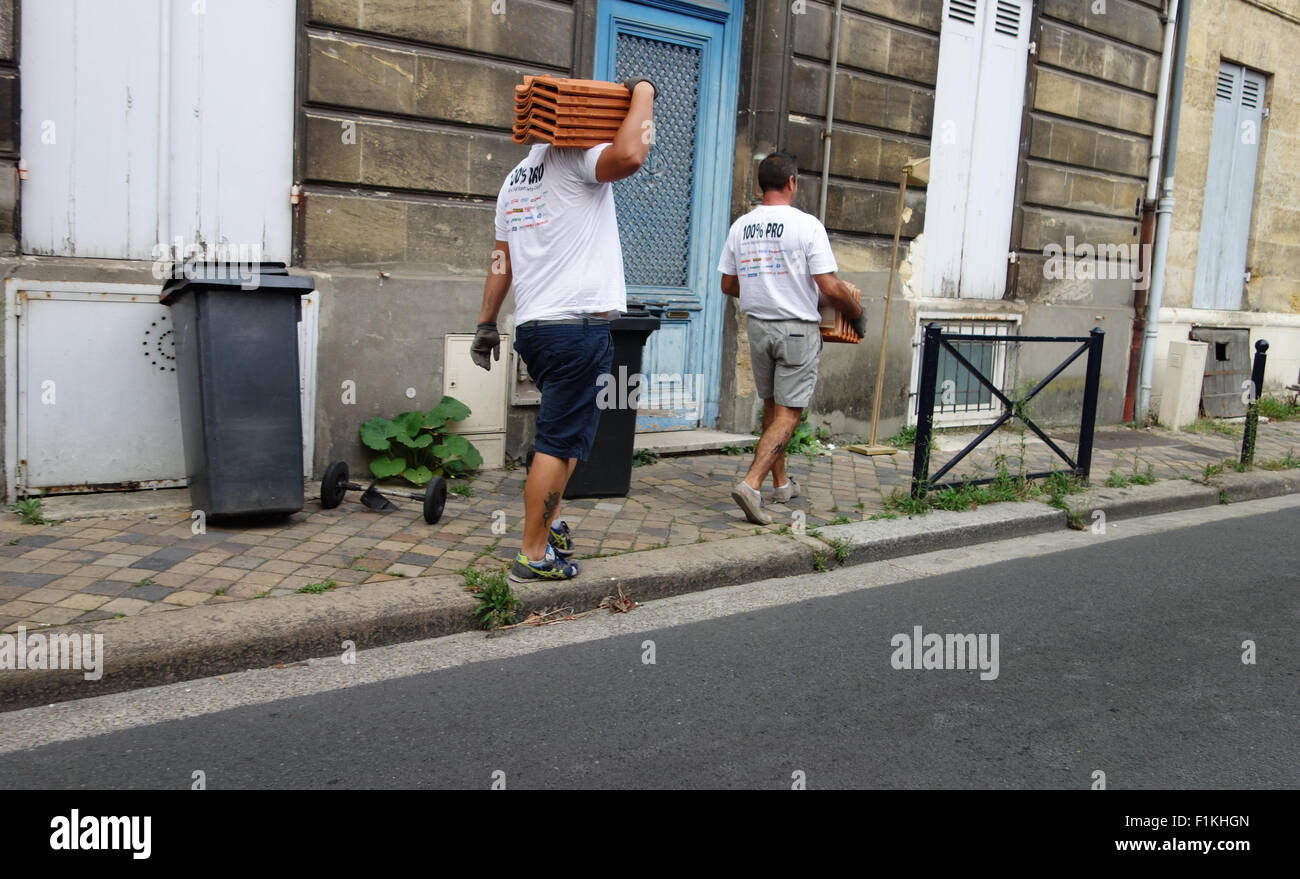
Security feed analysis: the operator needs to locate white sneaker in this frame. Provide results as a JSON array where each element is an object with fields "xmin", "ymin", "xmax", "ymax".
[
  {"xmin": 769, "ymin": 478, "xmax": 802, "ymax": 504},
  {"xmin": 731, "ymin": 481, "xmax": 773, "ymax": 525}
]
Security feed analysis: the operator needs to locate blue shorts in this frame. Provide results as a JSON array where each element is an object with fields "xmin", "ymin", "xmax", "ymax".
[{"xmin": 514, "ymin": 320, "xmax": 614, "ymax": 461}]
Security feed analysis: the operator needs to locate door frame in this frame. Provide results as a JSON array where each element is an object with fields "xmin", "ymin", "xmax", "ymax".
[{"xmin": 592, "ymin": 0, "xmax": 742, "ymax": 428}]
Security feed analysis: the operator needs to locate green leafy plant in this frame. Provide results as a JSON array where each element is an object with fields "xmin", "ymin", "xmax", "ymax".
[
  {"xmin": 811, "ymin": 550, "xmax": 828, "ymax": 572},
  {"xmin": 361, "ymin": 395, "xmax": 482, "ymax": 486},
  {"xmin": 448, "ymin": 482, "xmax": 474, "ymax": 498},
  {"xmin": 885, "ymin": 425, "xmax": 916, "ymax": 448},
  {"xmin": 829, "ymin": 515, "xmax": 852, "ymax": 525},
  {"xmin": 868, "ymin": 510, "xmax": 898, "ymax": 520},
  {"xmin": 463, "ymin": 567, "xmax": 520, "ymax": 629},
  {"xmin": 296, "ymin": 579, "xmax": 337, "ymax": 595},
  {"xmin": 786, "ymin": 412, "xmax": 821, "ymax": 456},
  {"xmin": 9, "ymin": 497, "xmax": 46, "ymax": 525},
  {"xmin": 633, "ymin": 448, "xmax": 659, "ymax": 467},
  {"xmin": 722, "ymin": 444, "xmax": 745, "ymax": 455}
]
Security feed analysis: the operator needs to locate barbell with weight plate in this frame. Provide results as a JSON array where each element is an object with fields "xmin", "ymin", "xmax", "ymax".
[{"xmin": 319, "ymin": 460, "xmax": 448, "ymax": 525}]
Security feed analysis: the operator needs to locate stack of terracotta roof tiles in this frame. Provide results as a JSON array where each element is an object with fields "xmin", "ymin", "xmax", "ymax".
[
  {"xmin": 512, "ymin": 75, "xmax": 630, "ymax": 148},
  {"xmin": 819, "ymin": 285, "xmax": 863, "ymax": 344}
]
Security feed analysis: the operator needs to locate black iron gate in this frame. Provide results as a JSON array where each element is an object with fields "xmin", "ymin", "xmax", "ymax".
[{"xmin": 911, "ymin": 323, "xmax": 1105, "ymax": 498}]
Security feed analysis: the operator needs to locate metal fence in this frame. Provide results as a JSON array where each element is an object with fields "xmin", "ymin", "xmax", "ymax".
[{"xmin": 911, "ymin": 323, "xmax": 1105, "ymax": 498}]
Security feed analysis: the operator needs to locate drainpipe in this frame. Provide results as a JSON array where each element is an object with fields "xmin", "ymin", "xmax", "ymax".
[
  {"xmin": 1124, "ymin": 0, "xmax": 1180, "ymax": 421},
  {"xmin": 818, "ymin": 0, "xmax": 843, "ymax": 222},
  {"xmin": 1137, "ymin": 0, "xmax": 1191, "ymax": 420}
]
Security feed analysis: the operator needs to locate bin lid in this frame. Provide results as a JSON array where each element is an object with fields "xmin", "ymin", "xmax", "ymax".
[
  {"xmin": 611, "ymin": 306, "xmax": 661, "ymax": 334},
  {"xmin": 160, "ymin": 261, "xmax": 315, "ymax": 303}
]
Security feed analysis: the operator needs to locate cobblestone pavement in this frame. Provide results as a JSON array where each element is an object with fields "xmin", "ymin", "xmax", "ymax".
[{"xmin": 2, "ymin": 420, "xmax": 1297, "ymax": 634}]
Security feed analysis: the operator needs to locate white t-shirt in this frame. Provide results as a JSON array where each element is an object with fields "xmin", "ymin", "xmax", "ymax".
[
  {"xmin": 494, "ymin": 143, "xmax": 627, "ymax": 323},
  {"xmin": 717, "ymin": 204, "xmax": 837, "ymax": 322}
]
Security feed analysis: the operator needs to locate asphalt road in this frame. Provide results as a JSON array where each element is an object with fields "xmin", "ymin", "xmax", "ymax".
[{"xmin": 1, "ymin": 500, "xmax": 1296, "ymax": 789}]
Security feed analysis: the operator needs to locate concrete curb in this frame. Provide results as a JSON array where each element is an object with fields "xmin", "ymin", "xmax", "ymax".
[
  {"xmin": 3, "ymin": 469, "xmax": 1297, "ymax": 710},
  {"xmin": 814, "ymin": 501, "xmax": 1066, "ymax": 564}
]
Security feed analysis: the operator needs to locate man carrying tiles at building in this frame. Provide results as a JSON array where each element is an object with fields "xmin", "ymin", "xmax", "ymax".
[
  {"xmin": 470, "ymin": 77, "xmax": 657, "ymax": 582},
  {"xmin": 718, "ymin": 151, "xmax": 867, "ymax": 524}
]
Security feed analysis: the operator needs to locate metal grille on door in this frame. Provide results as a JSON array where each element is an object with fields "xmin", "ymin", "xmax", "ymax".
[{"xmin": 613, "ymin": 35, "xmax": 701, "ymax": 288}]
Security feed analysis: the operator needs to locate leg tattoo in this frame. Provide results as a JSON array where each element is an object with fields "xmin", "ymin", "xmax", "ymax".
[{"xmin": 542, "ymin": 491, "xmax": 560, "ymax": 528}]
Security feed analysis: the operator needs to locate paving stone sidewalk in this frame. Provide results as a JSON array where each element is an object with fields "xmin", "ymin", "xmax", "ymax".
[{"xmin": 2, "ymin": 420, "xmax": 1297, "ymax": 634}]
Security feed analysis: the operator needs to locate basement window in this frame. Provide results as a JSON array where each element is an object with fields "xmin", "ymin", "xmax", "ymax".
[{"xmin": 909, "ymin": 315, "xmax": 1021, "ymax": 428}]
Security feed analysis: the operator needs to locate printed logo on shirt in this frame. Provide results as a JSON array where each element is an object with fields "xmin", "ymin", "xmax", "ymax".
[
  {"xmin": 738, "ymin": 243, "xmax": 791, "ymax": 278},
  {"xmin": 508, "ymin": 162, "xmax": 545, "ymax": 187},
  {"xmin": 504, "ymin": 191, "xmax": 550, "ymax": 233}
]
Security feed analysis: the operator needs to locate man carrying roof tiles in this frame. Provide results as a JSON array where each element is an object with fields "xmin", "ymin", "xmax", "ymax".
[
  {"xmin": 470, "ymin": 77, "xmax": 656, "ymax": 582},
  {"xmin": 717, "ymin": 152, "xmax": 867, "ymax": 525}
]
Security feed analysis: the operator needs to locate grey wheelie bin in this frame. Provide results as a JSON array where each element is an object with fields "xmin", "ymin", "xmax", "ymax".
[
  {"xmin": 161, "ymin": 262, "xmax": 315, "ymax": 519},
  {"xmin": 564, "ymin": 307, "xmax": 660, "ymax": 499}
]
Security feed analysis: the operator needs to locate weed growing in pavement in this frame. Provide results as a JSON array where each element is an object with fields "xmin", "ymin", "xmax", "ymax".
[
  {"xmin": 1257, "ymin": 396, "xmax": 1300, "ymax": 421},
  {"xmin": 448, "ymin": 482, "xmax": 474, "ymax": 498},
  {"xmin": 722, "ymin": 444, "xmax": 745, "ymax": 455},
  {"xmin": 812, "ymin": 549, "xmax": 828, "ymax": 572},
  {"xmin": 9, "ymin": 497, "xmax": 46, "ymax": 525},
  {"xmin": 1186, "ymin": 418, "xmax": 1241, "ymax": 438},
  {"xmin": 1200, "ymin": 461, "xmax": 1226, "ymax": 484},
  {"xmin": 827, "ymin": 537, "xmax": 850, "ymax": 565},
  {"xmin": 252, "ymin": 590, "xmax": 271, "ymax": 599},
  {"xmin": 884, "ymin": 425, "xmax": 916, "ymax": 448},
  {"xmin": 461, "ymin": 566, "xmax": 520, "ymax": 629},
  {"xmin": 132, "ymin": 577, "xmax": 155, "ymax": 587},
  {"xmin": 829, "ymin": 515, "xmax": 852, "ymax": 525},
  {"xmin": 1105, "ymin": 463, "xmax": 1156, "ymax": 488},
  {"xmin": 632, "ymin": 448, "xmax": 659, "ymax": 467},
  {"xmin": 868, "ymin": 510, "xmax": 898, "ymax": 520},
  {"xmin": 296, "ymin": 580, "xmax": 337, "ymax": 595},
  {"xmin": 213, "ymin": 586, "xmax": 229, "ymax": 596},
  {"xmin": 1257, "ymin": 449, "xmax": 1300, "ymax": 470}
]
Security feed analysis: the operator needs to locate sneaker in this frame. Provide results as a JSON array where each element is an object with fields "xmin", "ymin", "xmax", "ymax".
[
  {"xmin": 769, "ymin": 478, "xmax": 803, "ymax": 504},
  {"xmin": 548, "ymin": 520, "xmax": 576, "ymax": 558},
  {"xmin": 731, "ymin": 481, "xmax": 773, "ymax": 525},
  {"xmin": 509, "ymin": 545, "xmax": 580, "ymax": 583}
]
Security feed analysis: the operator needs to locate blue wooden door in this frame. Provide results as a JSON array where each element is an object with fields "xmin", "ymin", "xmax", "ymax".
[{"xmin": 594, "ymin": 0, "xmax": 740, "ymax": 430}]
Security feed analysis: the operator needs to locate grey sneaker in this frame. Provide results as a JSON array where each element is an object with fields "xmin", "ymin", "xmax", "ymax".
[
  {"xmin": 731, "ymin": 481, "xmax": 772, "ymax": 525},
  {"xmin": 769, "ymin": 478, "xmax": 802, "ymax": 504}
]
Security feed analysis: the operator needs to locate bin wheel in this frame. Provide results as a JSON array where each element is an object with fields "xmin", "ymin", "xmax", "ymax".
[
  {"xmin": 423, "ymin": 476, "xmax": 448, "ymax": 524},
  {"xmin": 321, "ymin": 460, "xmax": 349, "ymax": 509}
]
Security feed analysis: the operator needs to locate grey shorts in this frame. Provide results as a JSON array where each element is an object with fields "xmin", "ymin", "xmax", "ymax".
[{"xmin": 747, "ymin": 316, "xmax": 822, "ymax": 408}]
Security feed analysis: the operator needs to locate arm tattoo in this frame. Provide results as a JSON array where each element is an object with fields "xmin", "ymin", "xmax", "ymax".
[{"xmin": 542, "ymin": 490, "xmax": 560, "ymax": 526}]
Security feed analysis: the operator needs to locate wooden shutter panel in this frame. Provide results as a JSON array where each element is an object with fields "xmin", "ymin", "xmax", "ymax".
[
  {"xmin": 922, "ymin": 0, "xmax": 1029, "ymax": 299},
  {"xmin": 1194, "ymin": 63, "xmax": 1266, "ymax": 310}
]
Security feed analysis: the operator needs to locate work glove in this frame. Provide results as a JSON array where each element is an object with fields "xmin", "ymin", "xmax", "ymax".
[
  {"xmin": 851, "ymin": 310, "xmax": 868, "ymax": 340},
  {"xmin": 470, "ymin": 322, "xmax": 500, "ymax": 371},
  {"xmin": 623, "ymin": 77, "xmax": 658, "ymax": 99}
]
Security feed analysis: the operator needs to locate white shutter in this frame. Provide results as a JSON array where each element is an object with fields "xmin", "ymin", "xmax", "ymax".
[
  {"xmin": 1193, "ymin": 63, "xmax": 1266, "ymax": 310},
  {"xmin": 960, "ymin": 0, "xmax": 1029, "ymax": 298},
  {"xmin": 20, "ymin": 1, "xmax": 164, "ymax": 259},
  {"xmin": 167, "ymin": 1, "xmax": 295, "ymax": 262},
  {"xmin": 921, "ymin": 0, "xmax": 984, "ymax": 297},
  {"xmin": 921, "ymin": 0, "xmax": 1029, "ymax": 298},
  {"xmin": 20, "ymin": 0, "xmax": 294, "ymax": 262}
]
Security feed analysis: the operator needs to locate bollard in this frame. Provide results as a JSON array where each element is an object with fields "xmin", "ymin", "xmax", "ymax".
[{"xmin": 1240, "ymin": 339, "xmax": 1268, "ymax": 467}]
